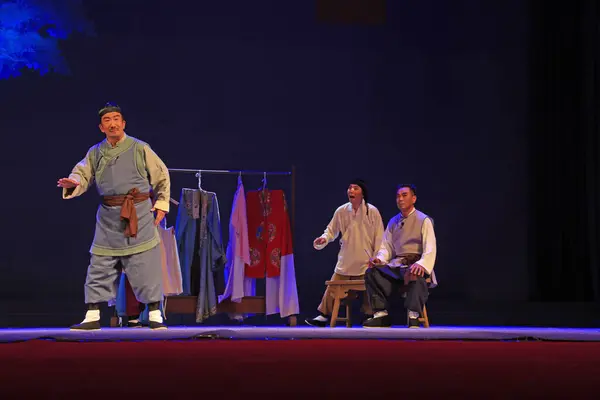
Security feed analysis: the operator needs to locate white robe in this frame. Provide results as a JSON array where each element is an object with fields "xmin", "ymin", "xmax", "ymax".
[{"xmin": 219, "ymin": 179, "xmax": 253, "ymax": 304}]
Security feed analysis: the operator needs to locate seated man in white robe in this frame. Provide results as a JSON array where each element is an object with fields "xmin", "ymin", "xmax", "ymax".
[{"xmin": 306, "ymin": 179, "xmax": 384, "ymax": 327}]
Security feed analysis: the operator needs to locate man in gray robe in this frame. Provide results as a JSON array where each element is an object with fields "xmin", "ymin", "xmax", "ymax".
[{"xmin": 57, "ymin": 102, "xmax": 171, "ymax": 330}]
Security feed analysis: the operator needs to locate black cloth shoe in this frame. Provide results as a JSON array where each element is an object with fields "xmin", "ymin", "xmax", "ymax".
[
  {"xmin": 70, "ymin": 320, "xmax": 101, "ymax": 331},
  {"xmin": 127, "ymin": 320, "xmax": 143, "ymax": 328},
  {"xmin": 362, "ymin": 315, "xmax": 392, "ymax": 328},
  {"xmin": 305, "ymin": 316, "xmax": 328, "ymax": 327},
  {"xmin": 149, "ymin": 320, "xmax": 167, "ymax": 330},
  {"xmin": 408, "ymin": 318, "xmax": 420, "ymax": 328}
]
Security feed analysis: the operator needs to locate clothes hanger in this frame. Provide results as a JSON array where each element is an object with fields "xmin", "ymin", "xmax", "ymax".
[
  {"xmin": 261, "ymin": 171, "xmax": 267, "ymax": 192},
  {"xmin": 196, "ymin": 170, "xmax": 203, "ymax": 190}
]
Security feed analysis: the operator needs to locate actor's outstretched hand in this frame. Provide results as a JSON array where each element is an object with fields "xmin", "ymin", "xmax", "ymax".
[
  {"xmin": 314, "ymin": 237, "xmax": 326, "ymax": 246},
  {"xmin": 57, "ymin": 178, "xmax": 79, "ymax": 188}
]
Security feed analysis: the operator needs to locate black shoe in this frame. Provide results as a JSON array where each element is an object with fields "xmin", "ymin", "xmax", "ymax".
[
  {"xmin": 127, "ymin": 320, "xmax": 143, "ymax": 328},
  {"xmin": 229, "ymin": 318, "xmax": 244, "ymax": 326},
  {"xmin": 362, "ymin": 315, "xmax": 392, "ymax": 328},
  {"xmin": 149, "ymin": 320, "xmax": 167, "ymax": 330},
  {"xmin": 70, "ymin": 320, "xmax": 101, "ymax": 331},
  {"xmin": 408, "ymin": 318, "xmax": 420, "ymax": 328},
  {"xmin": 305, "ymin": 317, "xmax": 328, "ymax": 327}
]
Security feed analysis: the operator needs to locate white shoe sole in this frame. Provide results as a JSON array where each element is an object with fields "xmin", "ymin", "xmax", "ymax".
[
  {"xmin": 362, "ymin": 325, "xmax": 391, "ymax": 329},
  {"xmin": 70, "ymin": 328, "xmax": 101, "ymax": 331}
]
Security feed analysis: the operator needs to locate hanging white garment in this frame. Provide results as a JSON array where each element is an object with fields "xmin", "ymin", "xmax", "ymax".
[
  {"xmin": 219, "ymin": 179, "xmax": 254, "ymax": 303},
  {"xmin": 158, "ymin": 223, "xmax": 183, "ymax": 296}
]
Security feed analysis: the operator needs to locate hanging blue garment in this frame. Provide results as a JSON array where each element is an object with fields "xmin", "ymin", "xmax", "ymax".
[{"xmin": 175, "ymin": 188, "xmax": 226, "ymax": 323}]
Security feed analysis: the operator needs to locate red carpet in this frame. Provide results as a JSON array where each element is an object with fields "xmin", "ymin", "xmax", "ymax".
[{"xmin": 1, "ymin": 339, "xmax": 599, "ymax": 398}]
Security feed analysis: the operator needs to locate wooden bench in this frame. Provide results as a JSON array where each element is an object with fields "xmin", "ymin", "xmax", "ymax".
[
  {"xmin": 325, "ymin": 279, "xmax": 430, "ymax": 328},
  {"xmin": 164, "ymin": 295, "xmax": 298, "ymax": 326},
  {"xmin": 111, "ymin": 295, "xmax": 299, "ymax": 327}
]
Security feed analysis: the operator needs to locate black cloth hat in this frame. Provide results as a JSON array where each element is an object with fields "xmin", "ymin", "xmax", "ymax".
[
  {"xmin": 350, "ymin": 178, "xmax": 369, "ymax": 213},
  {"xmin": 99, "ymin": 102, "xmax": 123, "ymax": 118}
]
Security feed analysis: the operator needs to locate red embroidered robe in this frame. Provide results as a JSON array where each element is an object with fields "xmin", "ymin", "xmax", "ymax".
[{"xmin": 245, "ymin": 189, "xmax": 293, "ymax": 278}]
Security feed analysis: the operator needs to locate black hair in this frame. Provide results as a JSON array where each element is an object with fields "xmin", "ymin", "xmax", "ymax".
[
  {"xmin": 350, "ymin": 178, "xmax": 369, "ymax": 215},
  {"xmin": 397, "ymin": 183, "xmax": 417, "ymax": 196}
]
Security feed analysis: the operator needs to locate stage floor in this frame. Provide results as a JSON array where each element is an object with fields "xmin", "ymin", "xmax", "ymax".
[{"xmin": 1, "ymin": 325, "xmax": 599, "ymax": 343}]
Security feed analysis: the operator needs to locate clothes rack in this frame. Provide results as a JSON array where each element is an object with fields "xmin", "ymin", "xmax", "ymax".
[
  {"xmin": 166, "ymin": 168, "xmax": 295, "ymax": 231},
  {"xmin": 163, "ymin": 166, "xmax": 298, "ymax": 326},
  {"xmin": 168, "ymin": 168, "xmax": 292, "ymax": 175}
]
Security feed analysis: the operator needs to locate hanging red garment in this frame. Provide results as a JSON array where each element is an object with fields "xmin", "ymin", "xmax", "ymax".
[{"xmin": 245, "ymin": 189, "xmax": 293, "ymax": 278}]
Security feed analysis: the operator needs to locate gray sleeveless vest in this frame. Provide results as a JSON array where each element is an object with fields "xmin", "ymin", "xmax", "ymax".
[{"xmin": 89, "ymin": 135, "xmax": 159, "ymax": 256}]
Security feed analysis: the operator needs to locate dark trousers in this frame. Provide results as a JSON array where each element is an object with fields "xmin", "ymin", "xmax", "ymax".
[{"xmin": 365, "ymin": 266, "xmax": 429, "ymax": 314}]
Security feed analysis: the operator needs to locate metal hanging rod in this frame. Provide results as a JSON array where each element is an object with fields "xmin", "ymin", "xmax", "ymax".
[{"xmin": 168, "ymin": 168, "xmax": 291, "ymax": 176}]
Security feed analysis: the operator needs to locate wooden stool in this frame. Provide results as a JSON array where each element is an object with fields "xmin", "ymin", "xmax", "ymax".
[
  {"xmin": 325, "ymin": 279, "xmax": 366, "ymax": 327},
  {"xmin": 420, "ymin": 304, "xmax": 430, "ymax": 328}
]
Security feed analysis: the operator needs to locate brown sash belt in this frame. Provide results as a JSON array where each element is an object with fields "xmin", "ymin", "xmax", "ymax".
[
  {"xmin": 398, "ymin": 254, "xmax": 421, "ymax": 266},
  {"xmin": 102, "ymin": 188, "xmax": 150, "ymax": 238}
]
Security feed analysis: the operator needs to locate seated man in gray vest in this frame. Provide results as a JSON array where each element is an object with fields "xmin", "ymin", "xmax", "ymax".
[{"xmin": 363, "ymin": 184, "xmax": 437, "ymax": 328}]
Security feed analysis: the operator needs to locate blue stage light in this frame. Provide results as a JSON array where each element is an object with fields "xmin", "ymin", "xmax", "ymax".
[{"xmin": 0, "ymin": 0, "xmax": 94, "ymax": 79}]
